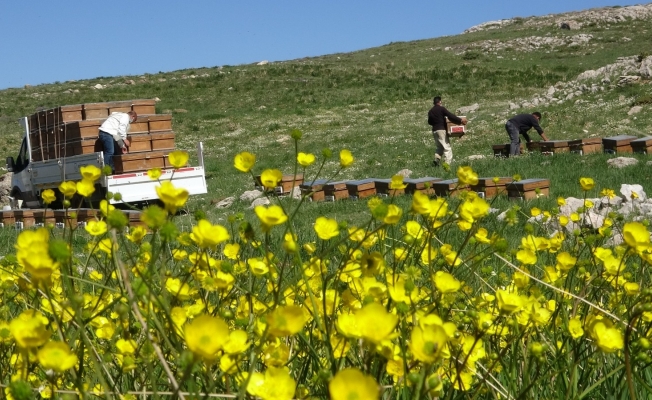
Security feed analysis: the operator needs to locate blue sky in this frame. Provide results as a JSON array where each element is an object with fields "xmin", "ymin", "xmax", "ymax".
[{"xmin": 0, "ymin": 1, "xmax": 644, "ymax": 90}]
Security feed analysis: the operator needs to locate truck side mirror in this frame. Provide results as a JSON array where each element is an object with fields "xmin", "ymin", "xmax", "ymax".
[{"xmin": 6, "ymin": 157, "xmax": 14, "ymax": 172}]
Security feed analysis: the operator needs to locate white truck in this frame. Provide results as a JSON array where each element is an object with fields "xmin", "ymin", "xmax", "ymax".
[{"xmin": 6, "ymin": 116, "xmax": 208, "ymax": 208}]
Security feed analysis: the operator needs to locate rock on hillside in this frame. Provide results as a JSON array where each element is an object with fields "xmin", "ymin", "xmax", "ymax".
[{"xmin": 464, "ymin": 3, "xmax": 652, "ymax": 33}]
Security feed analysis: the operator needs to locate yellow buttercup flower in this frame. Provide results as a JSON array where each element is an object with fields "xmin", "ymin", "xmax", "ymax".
[
  {"xmin": 591, "ymin": 321, "xmax": 623, "ymax": 353},
  {"xmin": 297, "ymin": 152, "xmax": 316, "ymax": 167},
  {"xmin": 9, "ymin": 310, "xmax": 50, "ymax": 348},
  {"xmin": 457, "ymin": 166, "xmax": 479, "ymax": 185},
  {"xmin": 99, "ymin": 199, "xmax": 115, "ymax": 216},
  {"xmin": 15, "ymin": 228, "xmax": 58, "ymax": 280},
  {"xmin": 329, "ymin": 368, "xmax": 379, "ymax": 400},
  {"xmin": 579, "ymin": 177, "xmax": 595, "ymax": 191},
  {"xmin": 190, "ymin": 219, "xmax": 230, "ymax": 248},
  {"xmin": 383, "ymin": 204, "xmax": 402, "ymax": 225},
  {"xmin": 390, "ymin": 175, "xmax": 407, "ymax": 190},
  {"xmin": 410, "ymin": 323, "xmax": 449, "ymax": 363},
  {"xmin": 37, "ymin": 341, "xmax": 78, "ymax": 373},
  {"xmin": 168, "ymin": 150, "xmax": 189, "ymax": 169},
  {"xmin": 355, "ymin": 302, "xmax": 397, "ymax": 344},
  {"xmin": 557, "ymin": 197, "xmax": 566, "ymax": 206},
  {"xmin": 433, "ymin": 271, "xmax": 461, "ymax": 293},
  {"xmin": 41, "ymin": 189, "xmax": 56, "ymax": 205},
  {"xmin": 266, "ymin": 306, "xmax": 308, "ymax": 337},
  {"xmin": 622, "ymin": 221, "xmax": 650, "ymax": 252},
  {"xmin": 516, "ymin": 249, "xmax": 537, "ymax": 265},
  {"xmin": 156, "ymin": 181, "xmax": 189, "ymax": 214},
  {"xmin": 234, "ymin": 151, "xmax": 256, "ymax": 173},
  {"xmin": 255, "ymin": 205, "xmax": 288, "ymax": 232},
  {"xmin": 80, "ymin": 165, "xmax": 102, "ymax": 182},
  {"xmin": 247, "ymin": 367, "xmax": 296, "ymax": 400},
  {"xmin": 58, "ymin": 181, "xmax": 77, "ymax": 199},
  {"xmin": 568, "ymin": 317, "xmax": 584, "ymax": 339},
  {"xmin": 530, "ymin": 207, "xmax": 541, "ymax": 217},
  {"xmin": 260, "ymin": 169, "xmax": 283, "ymax": 189},
  {"xmin": 165, "ymin": 277, "xmax": 197, "ymax": 300},
  {"xmin": 314, "ymin": 216, "xmax": 339, "ymax": 240},
  {"xmin": 223, "ymin": 243, "xmax": 240, "ymax": 260},
  {"xmin": 556, "ymin": 252, "xmax": 577, "ymax": 271},
  {"xmin": 76, "ymin": 178, "xmax": 96, "ymax": 197},
  {"xmin": 184, "ymin": 315, "xmax": 230, "ymax": 360},
  {"xmin": 126, "ymin": 226, "xmax": 148, "ymax": 243},
  {"xmin": 496, "ymin": 289, "xmax": 523, "ymax": 314},
  {"xmin": 115, "ymin": 339, "xmax": 137, "ymax": 355},
  {"xmin": 339, "ymin": 149, "xmax": 354, "ymax": 168},
  {"xmin": 147, "ymin": 168, "xmax": 162, "ymax": 180},
  {"xmin": 223, "ymin": 330, "xmax": 249, "ymax": 355},
  {"xmin": 85, "ymin": 220, "xmax": 108, "ymax": 236}
]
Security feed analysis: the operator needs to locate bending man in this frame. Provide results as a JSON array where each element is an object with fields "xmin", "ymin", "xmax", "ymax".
[
  {"xmin": 98, "ymin": 111, "xmax": 136, "ymax": 173},
  {"xmin": 505, "ymin": 112, "xmax": 549, "ymax": 156}
]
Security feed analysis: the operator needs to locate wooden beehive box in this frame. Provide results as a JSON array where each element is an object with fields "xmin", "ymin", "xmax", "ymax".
[
  {"xmin": 539, "ymin": 140, "xmax": 570, "ymax": 154},
  {"xmin": 404, "ymin": 177, "xmax": 442, "ymax": 195},
  {"xmin": 470, "ymin": 177, "xmax": 513, "ymax": 199},
  {"xmin": 346, "ymin": 179, "xmax": 377, "ymax": 199},
  {"xmin": 77, "ymin": 209, "xmax": 99, "ymax": 223},
  {"xmin": 67, "ymin": 138, "xmax": 102, "ymax": 156},
  {"xmin": 300, "ymin": 179, "xmax": 329, "ymax": 202},
  {"xmin": 151, "ymin": 131, "xmax": 175, "ymax": 151},
  {"xmin": 113, "ymin": 151, "xmax": 167, "ymax": 173},
  {"xmin": 0, "ymin": 210, "xmax": 15, "ymax": 227},
  {"xmin": 569, "ymin": 137, "xmax": 602, "ymax": 155},
  {"xmin": 129, "ymin": 117, "xmax": 150, "ymax": 134},
  {"xmin": 67, "ymin": 120, "xmax": 103, "ymax": 140},
  {"xmin": 56, "ymin": 105, "xmax": 84, "ymax": 122},
  {"xmin": 323, "ymin": 181, "xmax": 350, "ymax": 201},
  {"xmin": 631, "ymin": 136, "xmax": 652, "ymax": 154},
  {"xmin": 131, "ymin": 99, "xmax": 156, "ymax": 115},
  {"xmin": 128, "ymin": 134, "xmax": 152, "ymax": 153},
  {"xmin": 107, "ymin": 101, "xmax": 132, "ymax": 114},
  {"xmin": 493, "ymin": 143, "xmax": 525, "ymax": 157},
  {"xmin": 148, "ymin": 115, "xmax": 172, "ymax": 132},
  {"xmin": 432, "ymin": 179, "xmax": 470, "ymax": 197},
  {"xmin": 122, "ymin": 210, "xmax": 145, "ymax": 228},
  {"xmin": 602, "ymin": 135, "xmax": 637, "ymax": 154},
  {"xmin": 506, "ymin": 179, "xmax": 550, "ymax": 200},
  {"xmin": 83, "ymin": 103, "xmax": 110, "ymax": 120},
  {"xmin": 279, "ymin": 174, "xmax": 304, "ymax": 194},
  {"xmin": 54, "ymin": 210, "xmax": 77, "ymax": 227},
  {"xmin": 374, "ymin": 179, "xmax": 405, "ymax": 197},
  {"xmin": 526, "ymin": 141, "xmax": 541, "ymax": 152},
  {"xmin": 14, "ymin": 210, "xmax": 36, "ymax": 228},
  {"xmin": 33, "ymin": 209, "xmax": 56, "ymax": 225},
  {"xmin": 446, "ymin": 116, "xmax": 466, "ymax": 138}
]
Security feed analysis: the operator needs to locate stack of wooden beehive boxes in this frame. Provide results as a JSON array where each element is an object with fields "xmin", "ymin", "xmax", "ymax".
[{"xmin": 28, "ymin": 99, "xmax": 177, "ymax": 173}]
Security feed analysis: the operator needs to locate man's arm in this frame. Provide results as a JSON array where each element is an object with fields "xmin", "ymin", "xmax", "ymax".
[
  {"xmin": 444, "ymin": 108, "xmax": 465, "ymax": 125},
  {"xmin": 540, "ymin": 132, "xmax": 549, "ymax": 141}
]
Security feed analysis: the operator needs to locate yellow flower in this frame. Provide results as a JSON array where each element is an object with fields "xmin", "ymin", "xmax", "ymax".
[
  {"xmin": 248, "ymin": 257, "xmax": 270, "ymax": 276},
  {"xmin": 433, "ymin": 271, "xmax": 461, "ymax": 293},
  {"xmin": 115, "ymin": 339, "xmax": 137, "ymax": 355},
  {"xmin": 411, "ymin": 191, "xmax": 448, "ymax": 218},
  {"xmin": 126, "ymin": 226, "xmax": 148, "ymax": 243},
  {"xmin": 457, "ymin": 166, "xmax": 478, "ymax": 185},
  {"xmin": 99, "ymin": 199, "xmax": 115, "ymax": 216},
  {"xmin": 165, "ymin": 277, "xmax": 197, "ymax": 300},
  {"xmin": 339, "ymin": 149, "xmax": 354, "ymax": 168},
  {"xmin": 556, "ymin": 252, "xmax": 577, "ymax": 271},
  {"xmin": 410, "ymin": 323, "xmax": 449, "ymax": 363},
  {"xmin": 168, "ymin": 150, "xmax": 189, "ymax": 169},
  {"xmin": 530, "ymin": 207, "xmax": 541, "ymax": 217},
  {"xmin": 579, "ymin": 177, "xmax": 595, "ymax": 191},
  {"xmin": 80, "ymin": 165, "xmax": 102, "ymax": 182},
  {"xmin": 297, "ymin": 152, "xmax": 316, "ymax": 167},
  {"xmin": 76, "ymin": 178, "xmax": 96, "ymax": 197},
  {"xmin": 58, "ymin": 181, "xmax": 77, "ymax": 198},
  {"xmin": 496, "ymin": 289, "xmax": 522, "ymax": 314},
  {"xmin": 383, "ymin": 204, "xmax": 402, "ymax": 225},
  {"xmin": 356, "ymin": 302, "xmax": 398, "ymax": 344},
  {"xmin": 329, "ymin": 368, "xmax": 379, "ymax": 400},
  {"xmin": 557, "ymin": 197, "xmax": 566, "ymax": 206},
  {"xmin": 147, "ymin": 168, "xmax": 162, "ymax": 180},
  {"xmin": 591, "ymin": 321, "xmax": 623, "ymax": 353},
  {"xmin": 190, "ymin": 219, "xmax": 230, "ymax": 248},
  {"xmin": 559, "ymin": 215, "xmax": 569, "ymax": 227},
  {"xmin": 37, "ymin": 341, "xmax": 78, "ymax": 373},
  {"xmin": 223, "ymin": 330, "xmax": 249, "ymax": 355},
  {"xmin": 234, "ymin": 151, "xmax": 256, "ymax": 173},
  {"xmin": 314, "ymin": 216, "xmax": 339, "ymax": 240},
  {"xmin": 9, "ymin": 310, "xmax": 50, "ymax": 348},
  {"xmin": 15, "ymin": 228, "xmax": 58, "ymax": 280},
  {"xmin": 41, "ymin": 189, "xmax": 56, "ymax": 205},
  {"xmin": 255, "ymin": 205, "xmax": 288, "ymax": 232},
  {"xmin": 85, "ymin": 220, "xmax": 108, "ymax": 236},
  {"xmin": 266, "ymin": 306, "xmax": 308, "ymax": 337},
  {"xmin": 184, "ymin": 315, "xmax": 230, "ymax": 360},
  {"xmin": 223, "ymin": 243, "xmax": 240, "ymax": 260},
  {"xmin": 474, "ymin": 227, "xmax": 492, "ymax": 244},
  {"xmin": 260, "ymin": 169, "xmax": 283, "ymax": 189},
  {"xmin": 568, "ymin": 317, "xmax": 584, "ymax": 339},
  {"xmin": 390, "ymin": 175, "xmax": 407, "ymax": 190},
  {"xmin": 247, "ymin": 367, "xmax": 296, "ymax": 400},
  {"xmin": 156, "ymin": 181, "xmax": 189, "ymax": 213},
  {"xmin": 623, "ymin": 221, "xmax": 650, "ymax": 252}
]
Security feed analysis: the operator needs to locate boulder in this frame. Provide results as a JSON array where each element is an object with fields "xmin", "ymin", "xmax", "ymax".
[
  {"xmin": 620, "ymin": 184, "xmax": 647, "ymax": 201},
  {"xmin": 395, "ymin": 169, "xmax": 412, "ymax": 178},
  {"xmin": 639, "ymin": 55, "xmax": 652, "ymax": 78},
  {"xmin": 607, "ymin": 157, "xmax": 638, "ymax": 168},
  {"xmin": 456, "ymin": 103, "xmax": 480, "ymax": 114},
  {"xmin": 250, "ymin": 197, "xmax": 270, "ymax": 208},
  {"xmin": 214, "ymin": 196, "xmax": 235, "ymax": 208},
  {"xmin": 240, "ymin": 190, "xmax": 264, "ymax": 202}
]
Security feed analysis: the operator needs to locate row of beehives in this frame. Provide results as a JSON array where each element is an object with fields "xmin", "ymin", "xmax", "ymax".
[
  {"xmin": 256, "ymin": 174, "xmax": 551, "ymax": 201},
  {"xmin": 493, "ymin": 135, "xmax": 652, "ymax": 157},
  {"xmin": 0, "ymin": 208, "xmax": 143, "ymax": 230}
]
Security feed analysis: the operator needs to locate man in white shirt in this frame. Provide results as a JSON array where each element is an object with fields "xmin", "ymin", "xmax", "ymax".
[{"xmin": 98, "ymin": 111, "xmax": 136, "ymax": 173}]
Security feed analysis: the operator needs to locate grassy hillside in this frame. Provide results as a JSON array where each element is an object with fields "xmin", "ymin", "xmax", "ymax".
[{"xmin": 1, "ymin": 4, "xmax": 651, "ymax": 216}]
